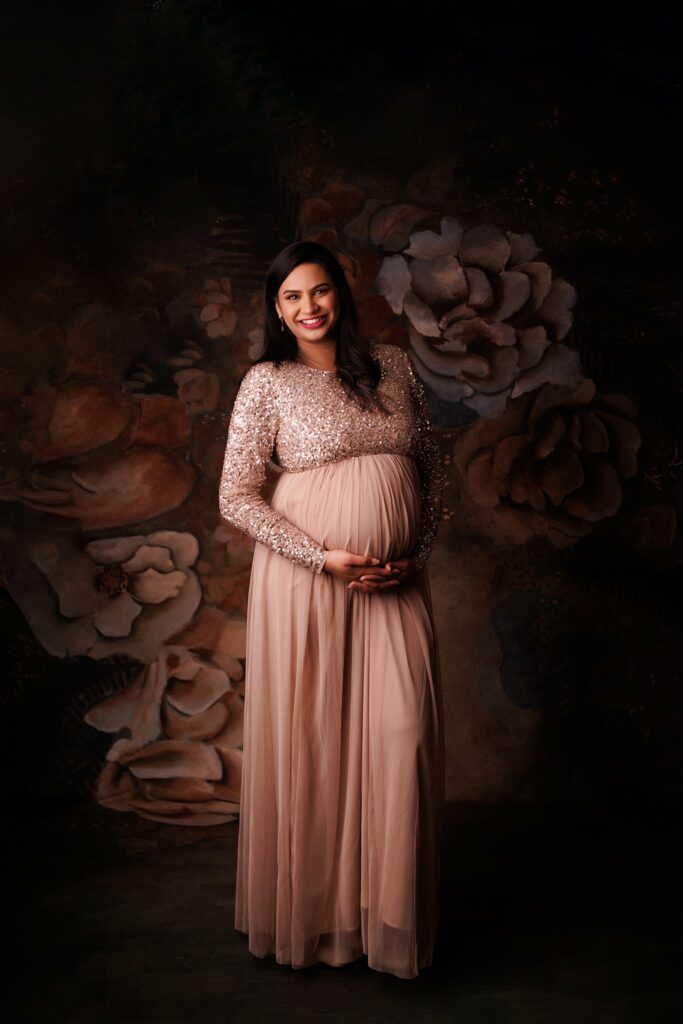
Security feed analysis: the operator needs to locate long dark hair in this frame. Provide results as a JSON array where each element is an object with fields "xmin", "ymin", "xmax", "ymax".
[{"xmin": 252, "ymin": 241, "xmax": 387, "ymax": 411}]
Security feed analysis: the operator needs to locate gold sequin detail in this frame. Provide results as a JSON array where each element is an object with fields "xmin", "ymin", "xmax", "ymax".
[{"xmin": 218, "ymin": 342, "xmax": 446, "ymax": 573}]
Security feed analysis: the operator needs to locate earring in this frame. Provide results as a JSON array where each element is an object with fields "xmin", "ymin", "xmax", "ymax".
[{"xmin": 279, "ymin": 316, "xmax": 285, "ymax": 332}]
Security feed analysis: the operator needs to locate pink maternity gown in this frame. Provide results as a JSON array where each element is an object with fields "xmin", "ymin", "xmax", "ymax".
[{"xmin": 218, "ymin": 341, "xmax": 446, "ymax": 979}]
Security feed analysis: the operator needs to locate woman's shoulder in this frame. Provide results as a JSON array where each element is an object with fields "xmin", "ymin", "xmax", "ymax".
[
  {"xmin": 370, "ymin": 339, "xmax": 409, "ymax": 360},
  {"xmin": 240, "ymin": 359, "xmax": 280, "ymax": 386},
  {"xmin": 244, "ymin": 358, "xmax": 276, "ymax": 376},
  {"xmin": 370, "ymin": 342, "xmax": 411, "ymax": 372}
]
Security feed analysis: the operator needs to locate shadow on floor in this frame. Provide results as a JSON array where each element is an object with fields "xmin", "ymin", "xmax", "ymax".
[{"xmin": 4, "ymin": 800, "xmax": 682, "ymax": 1023}]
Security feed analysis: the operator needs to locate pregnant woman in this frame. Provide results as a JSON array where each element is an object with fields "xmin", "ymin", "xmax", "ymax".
[{"xmin": 219, "ymin": 240, "xmax": 446, "ymax": 980}]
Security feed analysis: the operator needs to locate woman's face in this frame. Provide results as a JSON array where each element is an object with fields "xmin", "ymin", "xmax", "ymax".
[{"xmin": 275, "ymin": 263, "xmax": 340, "ymax": 347}]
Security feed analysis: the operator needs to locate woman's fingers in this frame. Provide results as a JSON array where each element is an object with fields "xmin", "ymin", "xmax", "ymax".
[
  {"xmin": 348, "ymin": 578, "xmax": 401, "ymax": 591},
  {"xmin": 345, "ymin": 556, "xmax": 412, "ymax": 592}
]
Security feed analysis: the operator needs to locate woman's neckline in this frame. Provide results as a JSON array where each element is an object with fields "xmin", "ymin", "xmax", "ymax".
[{"xmin": 293, "ymin": 360, "xmax": 337, "ymax": 375}]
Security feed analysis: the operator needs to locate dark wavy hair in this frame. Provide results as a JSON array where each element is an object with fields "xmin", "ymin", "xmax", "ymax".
[{"xmin": 251, "ymin": 240, "xmax": 388, "ymax": 412}]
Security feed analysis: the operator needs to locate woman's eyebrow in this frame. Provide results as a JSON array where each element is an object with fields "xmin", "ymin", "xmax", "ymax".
[{"xmin": 283, "ymin": 282, "xmax": 329, "ymax": 294}]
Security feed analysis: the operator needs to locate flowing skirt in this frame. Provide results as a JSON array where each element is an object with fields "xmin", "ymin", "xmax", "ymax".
[{"xmin": 234, "ymin": 453, "xmax": 445, "ymax": 980}]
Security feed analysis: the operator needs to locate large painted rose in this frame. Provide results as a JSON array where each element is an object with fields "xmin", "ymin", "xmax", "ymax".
[
  {"xmin": 6, "ymin": 530, "xmax": 201, "ymax": 662},
  {"xmin": 375, "ymin": 215, "xmax": 583, "ymax": 418},
  {"xmin": 453, "ymin": 378, "xmax": 641, "ymax": 547},
  {"xmin": 85, "ymin": 607, "xmax": 246, "ymax": 824},
  {"xmin": 2, "ymin": 379, "xmax": 195, "ymax": 529}
]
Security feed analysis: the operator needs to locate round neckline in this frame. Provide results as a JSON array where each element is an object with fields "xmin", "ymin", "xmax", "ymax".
[{"xmin": 293, "ymin": 360, "xmax": 337, "ymax": 375}]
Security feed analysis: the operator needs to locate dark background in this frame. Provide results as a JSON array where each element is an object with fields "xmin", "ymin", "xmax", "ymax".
[
  {"xmin": 2, "ymin": 0, "xmax": 682, "ymax": 819},
  {"xmin": 1, "ymin": 4, "xmax": 682, "ymax": 1019}
]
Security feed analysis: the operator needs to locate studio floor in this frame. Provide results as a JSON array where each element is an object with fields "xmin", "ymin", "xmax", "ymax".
[{"xmin": 5, "ymin": 801, "xmax": 681, "ymax": 1023}]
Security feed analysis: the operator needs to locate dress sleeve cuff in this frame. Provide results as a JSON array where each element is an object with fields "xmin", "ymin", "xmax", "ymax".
[{"xmin": 313, "ymin": 548, "xmax": 329, "ymax": 574}]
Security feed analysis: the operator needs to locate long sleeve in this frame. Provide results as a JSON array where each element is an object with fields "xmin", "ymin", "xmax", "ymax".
[
  {"xmin": 404, "ymin": 349, "xmax": 446, "ymax": 571},
  {"xmin": 219, "ymin": 364, "xmax": 329, "ymax": 574}
]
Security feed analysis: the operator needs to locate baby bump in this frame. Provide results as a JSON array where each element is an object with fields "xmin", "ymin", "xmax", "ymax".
[{"xmin": 270, "ymin": 453, "xmax": 421, "ymax": 563}]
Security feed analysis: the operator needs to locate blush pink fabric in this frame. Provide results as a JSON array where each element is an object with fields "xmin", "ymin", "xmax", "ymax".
[{"xmin": 234, "ymin": 453, "xmax": 445, "ymax": 979}]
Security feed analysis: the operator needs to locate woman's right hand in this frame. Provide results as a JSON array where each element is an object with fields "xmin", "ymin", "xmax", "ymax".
[{"xmin": 322, "ymin": 549, "xmax": 400, "ymax": 591}]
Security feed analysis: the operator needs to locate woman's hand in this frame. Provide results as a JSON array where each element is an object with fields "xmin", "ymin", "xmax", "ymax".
[
  {"xmin": 322, "ymin": 549, "xmax": 390, "ymax": 586},
  {"xmin": 348, "ymin": 555, "xmax": 419, "ymax": 593}
]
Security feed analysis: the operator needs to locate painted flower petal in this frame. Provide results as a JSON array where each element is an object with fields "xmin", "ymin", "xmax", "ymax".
[
  {"xmin": 369, "ymin": 203, "xmax": 432, "ymax": 251},
  {"xmin": 528, "ymin": 380, "xmax": 596, "ymax": 432},
  {"xmin": 212, "ymin": 748, "xmax": 242, "ymax": 802},
  {"xmin": 166, "ymin": 663, "xmax": 232, "ymax": 715},
  {"xmin": 596, "ymin": 411, "xmax": 641, "ymax": 478},
  {"xmin": 163, "ymin": 700, "xmax": 229, "ymax": 741},
  {"xmin": 410, "ymin": 254, "xmax": 468, "ymax": 308},
  {"xmin": 56, "ymin": 565, "xmax": 110, "ymax": 619},
  {"xmin": 506, "ymin": 231, "xmax": 542, "ymax": 266},
  {"xmin": 129, "ymin": 568, "xmax": 186, "ymax": 605},
  {"xmin": 142, "ymin": 777, "xmax": 218, "ymax": 801},
  {"xmin": 166, "ymin": 605, "xmax": 247, "ymax": 671},
  {"xmin": 96, "ymin": 762, "xmax": 138, "ymax": 810},
  {"xmin": 376, "ymin": 255, "xmax": 411, "ymax": 314},
  {"xmin": 200, "ymin": 303, "xmax": 222, "ymax": 322},
  {"xmin": 407, "ymin": 330, "xmax": 475, "ymax": 400},
  {"xmin": 209, "ymin": 692, "xmax": 245, "ymax": 749},
  {"xmin": 460, "ymin": 223, "xmax": 511, "ymax": 274},
  {"xmin": 538, "ymin": 448, "xmax": 585, "ymax": 506},
  {"xmin": 509, "ymin": 343, "xmax": 584, "ymax": 399},
  {"xmin": 344, "ymin": 198, "xmax": 390, "ymax": 243},
  {"xmin": 577, "ymin": 411, "xmax": 610, "ymax": 454},
  {"xmin": 122, "ymin": 544, "xmax": 175, "ymax": 574},
  {"xmin": 166, "ymin": 647, "xmax": 202, "ymax": 680},
  {"xmin": 487, "ymin": 270, "xmax": 532, "ymax": 321},
  {"xmin": 534, "ymin": 411, "xmax": 567, "ymax": 458},
  {"xmin": 145, "ymin": 530, "xmax": 199, "ymax": 569},
  {"xmin": 28, "ymin": 540, "xmax": 107, "ymax": 618},
  {"xmin": 84, "ymin": 670, "xmax": 145, "ymax": 732},
  {"xmin": 464, "ymin": 266, "xmax": 494, "ymax": 309},
  {"xmin": 88, "ymin": 570, "xmax": 201, "ymax": 663},
  {"xmin": 404, "ymin": 215, "xmax": 464, "ymax": 259},
  {"xmin": 563, "ymin": 460, "xmax": 623, "ymax": 521},
  {"xmin": 462, "ymin": 389, "xmax": 512, "ymax": 418},
  {"xmin": 514, "ymin": 261, "xmax": 553, "ymax": 311},
  {"xmin": 403, "ymin": 290, "xmax": 441, "ymax": 336},
  {"xmin": 92, "ymin": 591, "xmax": 143, "ymax": 638},
  {"xmin": 491, "ymin": 434, "xmax": 529, "ymax": 491},
  {"xmin": 536, "ymin": 277, "xmax": 578, "ymax": 341},
  {"xmin": 516, "ymin": 326, "xmax": 550, "ymax": 370},
  {"xmin": 464, "ymin": 450, "xmax": 501, "ymax": 507},
  {"xmin": 465, "ymin": 347, "xmax": 519, "ymax": 395},
  {"xmin": 117, "ymin": 739, "xmax": 223, "ymax": 781},
  {"xmin": 85, "ymin": 535, "xmax": 146, "ymax": 565}
]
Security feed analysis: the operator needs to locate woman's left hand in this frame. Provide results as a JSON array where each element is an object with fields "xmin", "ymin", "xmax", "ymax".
[{"xmin": 347, "ymin": 555, "xmax": 419, "ymax": 593}]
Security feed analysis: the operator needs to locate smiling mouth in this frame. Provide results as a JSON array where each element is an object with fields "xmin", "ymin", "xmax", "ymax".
[{"xmin": 298, "ymin": 315, "xmax": 327, "ymax": 327}]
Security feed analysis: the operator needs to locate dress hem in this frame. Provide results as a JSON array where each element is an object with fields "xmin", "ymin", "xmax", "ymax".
[{"xmin": 233, "ymin": 924, "xmax": 433, "ymax": 981}]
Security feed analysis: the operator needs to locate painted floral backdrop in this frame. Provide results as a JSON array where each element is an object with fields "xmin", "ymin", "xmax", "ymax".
[{"xmin": 2, "ymin": 3, "xmax": 682, "ymax": 826}]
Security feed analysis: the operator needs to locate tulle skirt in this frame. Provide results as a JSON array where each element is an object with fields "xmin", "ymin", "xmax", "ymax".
[{"xmin": 234, "ymin": 453, "xmax": 445, "ymax": 980}]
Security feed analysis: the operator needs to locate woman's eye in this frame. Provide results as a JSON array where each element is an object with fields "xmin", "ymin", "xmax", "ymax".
[{"xmin": 287, "ymin": 289, "xmax": 327, "ymax": 299}]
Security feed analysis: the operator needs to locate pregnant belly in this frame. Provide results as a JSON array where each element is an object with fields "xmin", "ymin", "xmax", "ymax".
[{"xmin": 270, "ymin": 453, "xmax": 421, "ymax": 563}]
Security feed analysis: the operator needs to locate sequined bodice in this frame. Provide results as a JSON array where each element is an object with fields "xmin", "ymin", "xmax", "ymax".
[
  {"xmin": 219, "ymin": 343, "xmax": 445, "ymax": 574},
  {"xmin": 267, "ymin": 346, "xmax": 421, "ymax": 471}
]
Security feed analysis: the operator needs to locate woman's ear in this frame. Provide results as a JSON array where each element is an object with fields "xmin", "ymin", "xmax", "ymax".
[{"xmin": 274, "ymin": 300, "xmax": 282, "ymax": 319}]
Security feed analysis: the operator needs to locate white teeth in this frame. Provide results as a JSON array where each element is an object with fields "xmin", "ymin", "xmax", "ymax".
[{"xmin": 300, "ymin": 316, "xmax": 325, "ymax": 324}]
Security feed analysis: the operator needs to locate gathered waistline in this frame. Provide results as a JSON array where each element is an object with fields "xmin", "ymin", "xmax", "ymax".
[{"xmin": 272, "ymin": 451, "xmax": 416, "ymax": 476}]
